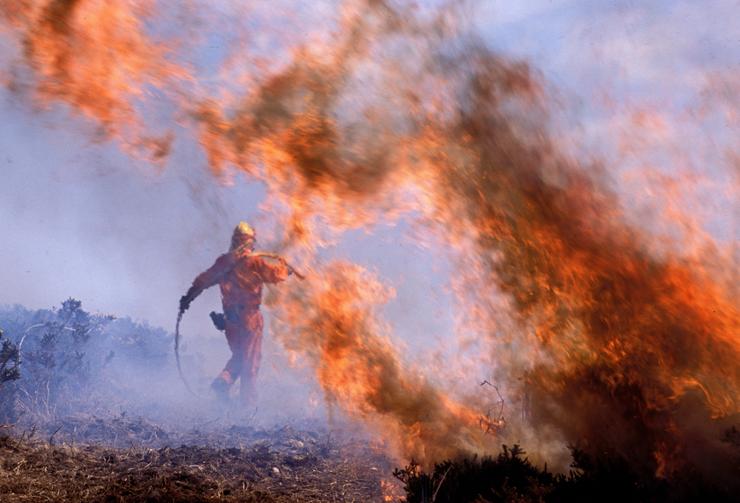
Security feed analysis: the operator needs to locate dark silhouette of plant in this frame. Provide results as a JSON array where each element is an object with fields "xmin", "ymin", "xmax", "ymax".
[
  {"xmin": 0, "ymin": 328, "xmax": 21, "ymax": 422},
  {"xmin": 396, "ymin": 442, "xmax": 740, "ymax": 503},
  {"xmin": 0, "ymin": 329, "xmax": 20, "ymax": 384},
  {"xmin": 395, "ymin": 445, "xmax": 558, "ymax": 503}
]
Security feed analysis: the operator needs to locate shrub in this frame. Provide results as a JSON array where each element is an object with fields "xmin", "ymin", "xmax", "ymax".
[
  {"xmin": 0, "ymin": 328, "xmax": 21, "ymax": 422},
  {"xmin": 395, "ymin": 442, "xmax": 740, "ymax": 503},
  {"xmin": 0, "ymin": 298, "xmax": 172, "ymax": 423}
]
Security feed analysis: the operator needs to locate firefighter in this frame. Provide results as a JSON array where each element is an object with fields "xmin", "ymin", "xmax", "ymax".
[{"xmin": 179, "ymin": 222, "xmax": 293, "ymax": 403}]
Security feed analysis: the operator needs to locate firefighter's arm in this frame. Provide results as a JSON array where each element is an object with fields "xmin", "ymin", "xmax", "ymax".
[
  {"xmin": 180, "ymin": 253, "xmax": 235, "ymax": 312},
  {"xmin": 254, "ymin": 256, "xmax": 291, "ymax": 284}
]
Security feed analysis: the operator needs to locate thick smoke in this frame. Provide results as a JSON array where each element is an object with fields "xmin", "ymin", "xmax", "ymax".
[{"xmin": 1, "ymin": 0, "xmax": 737, "ymax": 475}]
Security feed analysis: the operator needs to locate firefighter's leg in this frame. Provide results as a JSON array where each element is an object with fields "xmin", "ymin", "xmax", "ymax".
[
  {"xmin": 212, "ymin": 319, "xmax": 246, "ymax": 397},
  {"xmin": 238, "ymin": 312, "xmax": 264, "ymax": 404}
]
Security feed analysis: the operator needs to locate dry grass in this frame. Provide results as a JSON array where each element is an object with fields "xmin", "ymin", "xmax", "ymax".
[{"xmin": 0, "ymin": 421, "xmax": 397, "ymax": 502}]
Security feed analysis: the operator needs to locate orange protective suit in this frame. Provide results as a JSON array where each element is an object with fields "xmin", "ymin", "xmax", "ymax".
[{"xmin": 187, "ymin": 246, "xmax": 289, "ymax": 403}]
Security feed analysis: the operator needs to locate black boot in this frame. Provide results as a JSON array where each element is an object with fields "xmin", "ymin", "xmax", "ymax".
[{"xmin": 211, "ymin": 377, "xmax": 230, "ymax": 401}]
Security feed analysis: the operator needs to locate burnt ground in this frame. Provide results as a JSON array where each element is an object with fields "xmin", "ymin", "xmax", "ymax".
[{"xmin": 0, "ymin": 418, "xmax": 403, "ymax": 502}]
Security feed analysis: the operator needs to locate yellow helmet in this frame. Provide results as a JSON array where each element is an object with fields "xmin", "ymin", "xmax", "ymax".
[{"xmin": 231, "ymin": 221, "xmax": 256, "ymax": 250}]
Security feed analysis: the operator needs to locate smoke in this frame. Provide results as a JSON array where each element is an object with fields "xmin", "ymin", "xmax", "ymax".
[{"xmin": 1, "ymin": 0, "xmax": 737, "ymax": 475}]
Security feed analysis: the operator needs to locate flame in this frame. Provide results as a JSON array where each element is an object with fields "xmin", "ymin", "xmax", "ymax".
[
  {"xmin": 1, "ymin": 0, "xmax": 185, "ymax": 159},
  {"xmin": 380, "ymin": 477, "xmax": 404, "ymax": 502},
  {"xmin": 268, "ymin": 262, "xmax": 491, "ymax": 463},
  {"xmin": 2, "ymin": 0, "xmax": 738, "ymax": 474}
]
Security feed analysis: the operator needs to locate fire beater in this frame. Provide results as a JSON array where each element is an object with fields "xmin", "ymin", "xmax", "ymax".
[{"xmin": 177, "ymin": 222, "xmax": 303, "ymax": 403}]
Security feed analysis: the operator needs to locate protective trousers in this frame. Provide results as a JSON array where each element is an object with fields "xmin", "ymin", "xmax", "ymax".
[{"xmin": 216, "ymin": 307, "xmax": 264, "ymax": 404}]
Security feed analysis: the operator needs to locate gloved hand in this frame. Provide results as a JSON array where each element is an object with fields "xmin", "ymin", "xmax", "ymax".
[
  {"xmin": 179, "ymin": 286, "xmax": 198, "ymax": 313},
  {"xmin": 209, "ymin": 311, "xmax": 226, "ymax": 331},
  {"xmin": 278, "ymin": 257, "xmax": 294, "ymax": 276}
]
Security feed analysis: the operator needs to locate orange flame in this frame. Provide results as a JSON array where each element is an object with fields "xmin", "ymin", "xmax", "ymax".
[
  {"xmin": 268, "ymin": 262, "xmax": 491, "ymax": 463},
  {"xmin": 2, "ymin": 0, "xmax": 185, "ymax": 159}
]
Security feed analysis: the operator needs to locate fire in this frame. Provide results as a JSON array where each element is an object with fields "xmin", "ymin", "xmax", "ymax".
[
  {"xmin": 1, "ymin": 0, "xmax": 738, "ymax": 475},
  {"xmin": 268, "ymin": 262, "xmax": 492, "ymax": 463},
  {"xmin": 380, "ymin": 477, "xmax": 404, "ymax": 502},
  {"xmin": 1, "ymin": 0, "xmax": 185, "ymax": 159}
]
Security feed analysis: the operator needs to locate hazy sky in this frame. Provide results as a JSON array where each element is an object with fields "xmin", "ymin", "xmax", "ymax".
[{"xmin": 0, "ymin": 0, "xmax": 736, "ymax": 366}]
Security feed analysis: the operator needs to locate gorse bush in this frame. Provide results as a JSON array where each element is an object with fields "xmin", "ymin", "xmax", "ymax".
[
  {"xmin": 395, "ymin": 445, "xmax": 558, "ymax": 503},
  {"xmin": 0, "ymin": 329, "xmax": 20, "ymax": 385},
  {"xmin": 16, "ymin": 298, "xmax": 112, "ymax": 418},
  {"xmin": 395, "ymin": 442, "xmax": 740, "ymax": 503},
  {"xmin": 0, "ymin": 328, "xmax": 21, "ymax": 422},
  {"xmin": 0, "ymin": 299, "xmax": 173, "ymax": 423}
]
